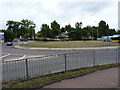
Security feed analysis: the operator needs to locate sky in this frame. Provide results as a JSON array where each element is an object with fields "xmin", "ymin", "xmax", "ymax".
[{"xmin": 0, "ymin": 0, "xmax": 119, "ymax": 33}]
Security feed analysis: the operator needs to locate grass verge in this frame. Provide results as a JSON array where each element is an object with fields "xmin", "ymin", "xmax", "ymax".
[
  {"xmin": 3, "ymin": 63, "xmax": 119, "ymax": 89},
  {"xmin": 20, "ymin": 41, "xmax": 118, "ymax": 48}
]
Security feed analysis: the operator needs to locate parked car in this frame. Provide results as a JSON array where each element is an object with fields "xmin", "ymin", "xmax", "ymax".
[
  {"xmin": 101, "ymin": 36, "xmax": 111, "ymax": 42},
  {"xmin": 54, "ymin": 38, "xmax": 61, "ymax": 41},
  {"xmin": 97, "ymin": 38, "xmax": 102, "ymax": 41},
  {"xmin": 6, "ymin": 42, "xmax": 13, "ymax": 46}
]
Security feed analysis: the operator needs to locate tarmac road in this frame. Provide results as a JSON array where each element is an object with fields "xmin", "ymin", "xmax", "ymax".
[
  {"xmin": 2, "ymin": 48, "xmax": 118, "ymax": 82},
  {"xmin": 44, "ymin": 67, "xmax": 118, "ymax": 88},
  {"xmin": 1, "ymin": 42, "xmax": 118, "ymax": 82},
  {"xmin": 2, "ymin": 42, "xmax": 118, "ymax": 61},
  {"xmin": 2, "ymin": 42, "xmax": 86, "ymax": 60}
]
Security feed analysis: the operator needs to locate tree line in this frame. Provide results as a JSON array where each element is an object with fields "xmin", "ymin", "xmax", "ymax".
[
  {"xmin": 1, "ymin": 19, "xmax": 119, "ymax": 42},
  {"xmin": 38, "ymin": 20, "xmax": 117, "ymax": 40}
]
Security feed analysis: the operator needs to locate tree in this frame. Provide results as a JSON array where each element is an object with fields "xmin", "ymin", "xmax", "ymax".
[
  {"xmin": 6, "ymin": 19, "xmax": 36, "ymax": 39},
  {"xmin": 40, "ymin": 24, "xmax": 51, "ymax": 38},
  {"xmin": 117, "ymin": 30, "xmax": 120, "ymax": 34},
  {"xmin": 75, "ymin": 22, "xmax": 83, "ymax": 40},
  {"xmin": 108, "ymin": 29, "xmax": 116, "ymax": 36},
  {"xmin": 20, "ymin": 19, "xmax": 36, "ymax": 39},
  {"xmin": 75, "ymin": 22, "xmax": 82, "ymax": 29},
  {"xmin": 51, "ymin": 20, "xmax": 60, "ymax": 38},
  {"xmin": 92, "ymin": 26, "xmax": 98, "ymax": 38},
  {"xmin": 82, "ymin": 26, "xmax": 91, "ymax": 38},
  {"xmin": 60, "ymin": 27, "xmax": 66, "ymax": 33},
  {"xmin": 65, "ymin": 22, "xmax": 83, "ymax": 40},
  {"xmin": 65, "ymin": 24, "xmax": 76, "ymax": 39},
  {"xmin": 4, "ymin": 30, "xmax": 16, "ymax": 42},
  {"xmin": 6, "ymin": 21, "xmax": 21, "ymax": 38},
  {"xmin": 98, "ymin": 20, "xmax": 109, "ymax": 37}
]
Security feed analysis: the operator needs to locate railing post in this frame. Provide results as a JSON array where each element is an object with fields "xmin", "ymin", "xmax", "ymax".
[
  {"xmin": 64, "ymin": 54, "xmax": 67, "ymax": 72},
  {"xmin": 25, "ymin": 59, "xmax": 29, "ymax": 80},
  {"xmin": 116, "ymin": 48, "xmax": 118, "ymax": 64},
  {"xmin": 93, "ymin": 51, "xmax": 96, "ymax": 66}
]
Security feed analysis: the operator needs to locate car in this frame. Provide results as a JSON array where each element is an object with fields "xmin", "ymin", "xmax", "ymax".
[
  {"xmin": 54, "ymin": 38, "xmax": 61, "ymax": 41},
  {"xmin": 6, "ymin": 42, "xmax": 13, "ymax": 46}
]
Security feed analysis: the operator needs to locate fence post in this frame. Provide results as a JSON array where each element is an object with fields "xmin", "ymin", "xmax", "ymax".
[
  {"xmin": 64, "ymin": 54, "xmax": 67, "ymax": 72},
  {"xmin": 25, "ymin": 59, "xmax": 29, "ymax": 80},
  {"xmin": 116, "ymin": 48, "xmax": 118, "ymax": 64},
  {"xmin": 93, "ymin": 51, "xmax": 96, "ymax": 66}
]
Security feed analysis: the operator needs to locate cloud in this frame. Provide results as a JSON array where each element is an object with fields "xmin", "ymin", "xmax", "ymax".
[{"xmin": 0, "ymin": 0, "xmax": 118, "ymax": 32}]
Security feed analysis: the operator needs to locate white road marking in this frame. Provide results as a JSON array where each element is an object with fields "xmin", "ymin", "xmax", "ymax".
[
  {"xmin": 19, "ymin": 55, "xmax": 26, "ymax": 59},
  {"xmin": 0, "ymin": 54, "xmax": 10, "ymax": 59}
]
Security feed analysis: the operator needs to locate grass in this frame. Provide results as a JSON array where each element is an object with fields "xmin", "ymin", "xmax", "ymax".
[
  {"xmin": 20, "ymin": 41, "xmax": 118, "ymax": 48},
  {"xmin": 3, "ymin": 63, "xmax": 119, "ymax": 89}
]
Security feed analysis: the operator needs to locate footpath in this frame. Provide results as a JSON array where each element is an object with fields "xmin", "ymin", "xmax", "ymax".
[{"xmin": 43, "ymin": 67, "xmax": 118, "ymax": 88}]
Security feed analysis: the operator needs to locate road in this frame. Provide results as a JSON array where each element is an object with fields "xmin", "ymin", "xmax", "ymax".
[
  {"xmin": 2, "ymin": 42, "xmax": 87, "ymax": 60},
  {"xmin": 2, "ymin": 42, "xmax": 118, "ymax": 61},
  {"xmin": 1, "ymin": 42, "xmax": 118, "ymax": 83}
]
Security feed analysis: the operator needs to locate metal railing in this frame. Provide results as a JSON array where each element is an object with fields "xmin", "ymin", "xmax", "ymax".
[{"xmin": 2, "ymin": 48, "xmax": 118, "ymax": 83}]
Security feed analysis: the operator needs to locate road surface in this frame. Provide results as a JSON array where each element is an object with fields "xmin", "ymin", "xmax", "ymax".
[{"xmin": 1, "ymin": 42, "xmax": 118, "ymax": 83}]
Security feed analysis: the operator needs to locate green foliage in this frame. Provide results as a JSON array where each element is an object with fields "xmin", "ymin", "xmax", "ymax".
[
  {"xmin": 4, "ymin": 30, "xmax": 16, "ymax": 42},
  {"xmin": 50, "ymin": 20, "xmax": 60, "ymax": 38},
  {"xmin": 60, "ymin": 27, "xmax": 66, "ymax": 32},
  {"xmin": 82, "ymin": 26, "xmax": 97, "ymax": 39},
  {"xmin": 107, "ymin": 29, "xmax": 116, "ymax": 36},
  {"xmin": 82, "ymin": 26, "xmax": 91, "ymax": 38},
  {"xmin": 116, "ymin": 30, "xmax": 120, "ymax": 34},
  {"xmin": 5, "ymin": 19, "xmax": 117, "ymax": 41},
  {"xmin": 98, "ymin": 20, "xmax": 109, "ymax": 37},
  {"xmin": 6, "ymin": 21, "xmax": 21, "ymax": 38},
  {"xmin": 65, "ymin": 24, "xmax": 75, "ymax": 39},
  {"xmin": 20, "ymin": 19, "xmax": 36, "ymax": 39},
  {"xmin": 6, "ymin": 19, "xmax": 36, "ymax": 39},
  {"xmin": 40, "ymin": 24, "xmax": 51, "ymax": 38},
  {"xmin": 74, "ymin": 22, "xmax": 83, "ymax": 40}
]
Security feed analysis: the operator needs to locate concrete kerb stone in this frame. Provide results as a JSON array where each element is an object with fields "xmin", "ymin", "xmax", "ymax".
[{"xmin": 14, "ymin": 45, "xmax": 119, "ymax": 50}]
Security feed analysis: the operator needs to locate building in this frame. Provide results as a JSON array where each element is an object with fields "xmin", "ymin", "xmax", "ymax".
[
  {"xmin": 56, "ymin": 32, "xmax": 69, "ymax": 40},
  {"xmin": 0, "ymin": 32, "xmax": 4, "ymax": 42}
]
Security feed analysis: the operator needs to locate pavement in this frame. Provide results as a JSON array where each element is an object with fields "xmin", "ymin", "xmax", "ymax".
[
  {"xmin": 14, "ymin": 45, "xmax": 119, "ymax": 50},
  {"xmin": 43, "ymin": 67, "xmax": 118, "ymax": 88}
]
